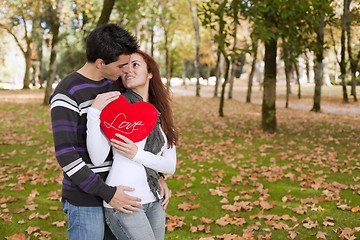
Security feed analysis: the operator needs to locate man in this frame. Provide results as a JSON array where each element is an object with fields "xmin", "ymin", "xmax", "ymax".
[{"xmin": 50, "ymin": 24, "xmax": 170, "ymax": 239}]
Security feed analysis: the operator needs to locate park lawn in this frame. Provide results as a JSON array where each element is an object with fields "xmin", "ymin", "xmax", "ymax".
[{"xmin": 0, "ymin": 91, "xmax": 359, "ymax": 240}]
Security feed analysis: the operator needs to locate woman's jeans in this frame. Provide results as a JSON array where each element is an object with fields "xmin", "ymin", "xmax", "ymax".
[
  {"xmin": 62, "ymin": 200, "xmax": 116, "ymax": 240},
  {"xmin": 104, "ymin": 200, "xmax": 165, "ymax": 240}
]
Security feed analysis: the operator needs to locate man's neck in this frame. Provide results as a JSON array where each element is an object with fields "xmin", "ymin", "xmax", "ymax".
[{"xmin": 77, "ymin": 62, "xmax": 103, "ymax": 81}]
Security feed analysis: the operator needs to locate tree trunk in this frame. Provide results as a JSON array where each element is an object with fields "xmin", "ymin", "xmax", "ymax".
[
  {"xmin": 23, "ymin": 50, "xmax": 32, "ymax": 89},
  {"xmin": 164, "ymin": 29, "xmax": 171, "ymax": 91},
  {"xmin": 294, "ymin": 61, "xmax": 301, "ymax": 99},
  {"xmin": 284, "ymin": 59, "xmax": 293, "ymax": 108},
  {"xmin": 214, "ymin": 48, "xmax": 221, "ymax": 97},
  {"xmin": 150, "ymin": 24, "xmax": 155, "ymax": 57},
  {"xmin": 246, "ymin": 41, "xmax": 258, "ymax": 103},
  {"xmin": 340, "ymin": 0, "xmax": 349, "ymax": 103},
  {"xmin": 96, "ymin": 0, "xmax": 115, "ymax": 26},
  {"xmin": 345, "ymin": 0, "xmax": 357, "ymax": 102},
  {"xmin": 311, "ymin": 18, "xmax": 324, "ymax": 112},
  {"xmin": 43, "ymin": 0, "xmax": 62, "ymax": 105},
  {"xmin": 228, "ymin": 20, "xmax": 238, "ymax": 99},
  {"xmin": 219, "ymin": 53, "xmax": 230, "ymax": 117},
  {"xmin": 188, "ymin": 0, "xmax": 201, "ymax": 97},
  {"xmin": 262, "ymin": 39, "xmax": 277, "ymax": 133},
  {"xmin": 182, "ymin": 60, "xmax": 187, "ymax": 88}
]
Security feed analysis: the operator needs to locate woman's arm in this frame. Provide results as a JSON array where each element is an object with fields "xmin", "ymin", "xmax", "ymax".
[
  {"xmin": 110, "ymin": 134, "xmax": 176, "ymax": 174},
  {"xmin": 132, "ymin": 145, "xmax": 176, "ymax": 175},
  {"xmin": 86, "ymin": 107, "xmax": 111, "ymax": 166}
]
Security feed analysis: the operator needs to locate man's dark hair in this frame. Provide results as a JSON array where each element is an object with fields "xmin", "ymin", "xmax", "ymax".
[{"xmin": 86, "ymin": 24, "xmax": 138, "ymax": 64}]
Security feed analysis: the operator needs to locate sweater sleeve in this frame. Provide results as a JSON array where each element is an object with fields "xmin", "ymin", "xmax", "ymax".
[
  {"xmin": 50, "ymin": 90, "xmax": 115, "ymax": 203},
  {"xmin": 132, "ymin": 144, "xmax": 176, "ymax": 175},
  {"xmin": 86, "ymin": 107, "xmax": 111, "ymax": 166}
]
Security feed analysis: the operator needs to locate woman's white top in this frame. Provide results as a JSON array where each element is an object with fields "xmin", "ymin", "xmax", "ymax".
[{"xmin": 86, "ymin": 107, "xmax": 176, "ymax": 207}]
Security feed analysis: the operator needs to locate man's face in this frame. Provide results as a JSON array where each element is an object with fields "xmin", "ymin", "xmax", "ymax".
[{"xmin": 100, "ymin": 55, "xmax": 131, "ymax": 81}]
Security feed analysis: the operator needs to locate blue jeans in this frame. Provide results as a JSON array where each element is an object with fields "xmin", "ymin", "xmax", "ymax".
[
  {"xmin": 62, "ymin": 200, "xmax": 117, "ymax": 240},
  {"xmin": 104, "ymin": 200, "xmax": 165, "ymax": 240}
]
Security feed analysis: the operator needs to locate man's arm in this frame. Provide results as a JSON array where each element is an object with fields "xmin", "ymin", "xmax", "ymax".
[{"xmin": 50, "ymin": 90, "xmax": 141, "ymax": 212}]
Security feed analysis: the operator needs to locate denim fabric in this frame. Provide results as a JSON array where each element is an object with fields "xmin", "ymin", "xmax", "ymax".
[
  {"xmin": 104, "ymin": 200, "xmax": 165, "ymax": 240},
  {"xmin": 62, "ymin": 200, "xmax": 106, "ymax": 240}
]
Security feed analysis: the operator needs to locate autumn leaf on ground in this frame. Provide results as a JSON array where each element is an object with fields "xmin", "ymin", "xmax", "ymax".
[
  {"xmin": 5, "ymin": 232, "xmax": 29, "ymax": 240},
  {"xmin": 303, "ymin": 217, "xmax": 318, "ymax": 229},
  {"xmin": 49, "ymin": 206, "xmax": 59, "ymax": 211},
  {"xmin": 25, "ymin": 226, "xmax": 40, "ymax": 235},
  {"xmin": 288, "ymin": 230, "xmax": 299, "ymax": 240},
  {"xmin": 189, "ymin": 224, "xmax": 210, "ymax": 233},
  {"xmin": 249, "ymin": 209, "xmax": 264, "ymax": 220},
  {"xmin": 52, "ymin": 221, "xmax": 66, "ymax": 227},
  {"xmin": 272, "ymin": 222, "xmax": 289, "ymax": 230},
  {"xmin": 178, "ymin": 202, "xmax": 200, "ymax": 211},
  {"xmin": 24, "ymin": 204, "xmax": 38, "ymax": 211},
  {"xmin": 0, "ymin": 213, "xmax": 12, "ymax": 222},
  {"xmin": 165, "ymin": 214, "xmax": 186, "ymax": 232},
  {"xmin": 200, "ymin": 217, "xmax": 214, "ymax": 224},
  {"xmin": 315, "ymin": 231, "xmax": 327, "ymax": 239},
  {"xmin": 216, "ymin": 233, "xmax": 244, "ymax": 240},
  {"xmin": 351, "ymin": 206, "xmax": 360, "ymax": 212},
  {"xmin": 215, "ymin": 214, "xmax": 232, "ymax": 226}
]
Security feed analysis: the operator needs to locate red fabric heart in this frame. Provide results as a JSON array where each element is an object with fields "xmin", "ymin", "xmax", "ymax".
[{"xmin": 100, "ymin": 95, "xmax": 158, "ymax": 143}]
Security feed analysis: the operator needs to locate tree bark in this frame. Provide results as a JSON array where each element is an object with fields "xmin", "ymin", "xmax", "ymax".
[
  {"xmin": 345, "ymin": 0, "xmax": 358, "ymax": 102},
  {"xmin": 311, "ymin": 17, "xmax": 324, "ymax": 112},
  {"xmin": 284, "ymin": 58, "xmax": 293, "ymax": 109},
  {"xmin": 43, "ymin": 0, "xmax": 62, "ymax": 105},
  {"xmin": 188, "ymin": 0, "xmax": 201, "ymax": 97},
  {"xmin": 228, "ymin": 20, "xmax": 237, "ymax": 99},
  {"xmin": 246, "ymin": 41, "xmax": 258, "ymax": 103},
  {"xmin": 340, "ymin": 0, "xmax": 349, "ymax": 103},
  {"xmin": 96, "ymin": 0, "xmax": 115, "ymax": 27},
  {"xmin": 214, "ymin": 47, "xmax": 222, "ymax": 97},
  {"xmin": 294, "ymin": 61, "xmax": 301, "ymax": 99},
  {"xmin": 262, "ymin": 39, "xmax": 277, "ymax": 133},
  {"xmin": 219, "ymin": 51, "xmax": 230, "ymax": 117}
]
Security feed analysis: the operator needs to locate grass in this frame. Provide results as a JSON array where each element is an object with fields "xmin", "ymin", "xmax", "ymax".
[{"xmin": 0, "ymin": 88, "xmax": 359, "ymax": 239}]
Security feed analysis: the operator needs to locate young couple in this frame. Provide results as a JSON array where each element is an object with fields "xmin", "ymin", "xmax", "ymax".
[{"xmin": 50, "ymin": 24, "xmax": 178, "ymax": 240}]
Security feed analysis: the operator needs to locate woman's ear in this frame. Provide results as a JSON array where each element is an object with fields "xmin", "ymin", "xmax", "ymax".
[{"xmin": 148, "ymin": 73, "xmax": 153, "ymax": 79}]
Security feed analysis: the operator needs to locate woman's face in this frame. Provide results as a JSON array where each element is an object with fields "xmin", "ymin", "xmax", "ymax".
[{"xmin": 121, "ymin": 53, "xmax": 152, "ymax": 92}]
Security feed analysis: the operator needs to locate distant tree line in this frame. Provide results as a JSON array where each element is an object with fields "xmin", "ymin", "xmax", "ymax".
[{"xmin": 0, "ymin": 0, "xmax": 358, "ymax": 132}]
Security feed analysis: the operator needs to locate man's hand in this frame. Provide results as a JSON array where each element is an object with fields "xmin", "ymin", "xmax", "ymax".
[
  {"xmin": 108, "ymin": 185, "xmax": 142, "ymax": 214},
  {"xmin": 91, "ymin": 91, "xmax": 120, "ymax": 111},
  {"xmin": 159, "ymin": 176, "xmax": 171, "ymax": 210}
]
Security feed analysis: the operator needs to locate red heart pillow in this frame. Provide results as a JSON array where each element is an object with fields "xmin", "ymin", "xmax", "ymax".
[{"xmin": 100, "ymin": 95, "xmax": 158, "ymax": 143}]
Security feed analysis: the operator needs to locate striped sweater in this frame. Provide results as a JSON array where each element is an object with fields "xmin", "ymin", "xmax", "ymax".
[{"xmin": 50, "ymin": 71, "xmax": 120, "ymax": 206}]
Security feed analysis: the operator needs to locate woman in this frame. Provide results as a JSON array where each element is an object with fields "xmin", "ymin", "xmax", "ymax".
[{"xmin": 86, "ymin": 50, "xmax": 178, "ymax": 240}]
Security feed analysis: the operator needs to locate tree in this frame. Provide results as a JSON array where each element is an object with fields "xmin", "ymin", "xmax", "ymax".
[
  {"xmin": 43, "ymin": 0, "xmax": 63, "ymax": 105},
  {"xmin": 246, "ymin": 38, "xmax": 258, "ymax": 103},
  {"xmin": 188, "ymin": 0, "xmax": 201, "ymax": 96},
  {"xmin": 0, "ymin": 0, "xmax": 41, "ymax": 89},
  {"xmin": 240, "ymin": 0, "xmax": 323, "ymax": 132},
  {"xmin": 96, "ymin": 0, "xmax": 115, "ymax": 26},
  {"xmin": 200, "ymin": 0, "xmax": 243, "ymax": 117},
  {"xmin": 340, "ymin": 0, "xmax": 350, "ymax": 103},
  {"xmin": 346, "ymin": 0, "xmax": 359, "ymax": 102}
]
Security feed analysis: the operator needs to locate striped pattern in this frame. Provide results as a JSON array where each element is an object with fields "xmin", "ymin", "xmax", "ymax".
[{"xmin": 50, "ymin": 72, "xmax": 120, "ymax": 206}]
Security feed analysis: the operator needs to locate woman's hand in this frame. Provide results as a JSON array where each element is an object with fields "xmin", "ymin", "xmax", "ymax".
[
  {"xmin": 110, "ymin": 134, "xmax": 138, "ymax": 159},
  {"xmin": 91, "ymin": 91, "xmax": 120, "ymax": 111},
  {"xmin": 159, "ymin": 176, "xmax": 171, "ymax": 210}
]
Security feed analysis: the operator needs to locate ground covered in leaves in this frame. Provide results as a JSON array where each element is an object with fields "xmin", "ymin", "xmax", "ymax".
[{"xmin": 0, "ymin": 89, "xmax": 359, "ymax": 239}]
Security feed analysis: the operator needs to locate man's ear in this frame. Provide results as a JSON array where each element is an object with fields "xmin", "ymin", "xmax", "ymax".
[{"xmin": 95, "ymin": 59, "xmax": 105, "ymax": 69}]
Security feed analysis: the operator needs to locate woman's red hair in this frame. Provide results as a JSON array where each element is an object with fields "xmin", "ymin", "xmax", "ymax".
[{"xmin": 118, "ymin": 50, "xmax": 178, "ymax": 147}]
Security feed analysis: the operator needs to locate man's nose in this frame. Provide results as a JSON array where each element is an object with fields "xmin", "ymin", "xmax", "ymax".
[{"xmin": 122, "ymin": 64, "xmax": 130, "ymax": 73}]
